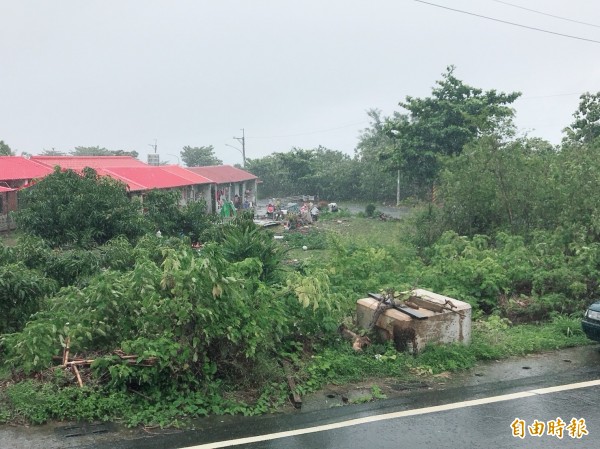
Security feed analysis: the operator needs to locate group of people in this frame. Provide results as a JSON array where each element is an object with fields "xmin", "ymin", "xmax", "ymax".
[
  {"xmin": 266, "ymin": 199, "xmax": 320, "ymax": 225},
  {"xmin": 216, "ymin": 188, "xmax": 253, "ymax": 213},
  {"xmin": 301, "ymin": 202, "xmax": 320, "ymax": 222}
]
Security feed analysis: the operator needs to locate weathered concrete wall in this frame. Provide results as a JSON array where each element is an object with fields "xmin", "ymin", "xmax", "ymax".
[{"xmin": 357, "ymin": 289, "xmax": 471, "ymax": 353}]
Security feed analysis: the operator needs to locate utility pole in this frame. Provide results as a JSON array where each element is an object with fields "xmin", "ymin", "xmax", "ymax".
[
  {"xmin": 148, "ymin": 139, "xmax": 157, "ymax": 153},
  {"xmin": 233, "ymin": 128, "xmax": 246, "ymax": 168},
  {"xmin": 396, "ymin": 169, "xmax": 400, "ymax": 206}
]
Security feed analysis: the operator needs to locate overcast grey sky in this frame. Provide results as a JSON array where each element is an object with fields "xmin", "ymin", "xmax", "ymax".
[{"xmin": 2, "ymin": 0, "xmax": 599, "ymax": 165}]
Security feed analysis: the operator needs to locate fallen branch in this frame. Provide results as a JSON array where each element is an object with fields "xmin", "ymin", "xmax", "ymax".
[
  {"xmin": 62, "ymin": 336, "xmax": 70, "ymax": 367},
  {"xmin": 72, "ymin": 364, "xmax": 83, "ymax": 388},
  {"xmin": 65, "ymin": 360, "xmax": 96, "ymax": 366},
  {"xmin": 339, "ymin": 324, "xmax": 371, "ymax": 351},
  {"xmin": 53, "ymin": 353, "xmax": 158, "ymax": 367}
]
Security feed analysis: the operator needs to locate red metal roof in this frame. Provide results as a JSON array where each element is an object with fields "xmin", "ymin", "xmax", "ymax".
[
  {"xmin": 0, "ymin": 156, "xmax": 54, "ymax": 181},
  {"xmin": 0, "ymin": 186, "xmax": 15, "ymax": 192},
  {"xmin": 92, "ymin": 168, "xmax": 147, "ymax": 192},
  {"xmin": 2, "ymin": 156, "xmax": 215, "ymax": 193},
  {"xmin": 186, "ymin": 165, "xmax": 258, "ymax": 184},
  {"xmin": 31, "ymin": 156, "xmax": 147, "ymax": 169},
  {"xmin": 102, "ymin": 166, "xmax": 202, "ymax": 192},
  {"xmin": 160, "ymin": 165, "xmax": 213, "ymax": 184}
]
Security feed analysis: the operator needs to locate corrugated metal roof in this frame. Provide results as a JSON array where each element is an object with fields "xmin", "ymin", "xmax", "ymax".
[
  {"xmin": 0, "ymin": 156, "xmax": 54, "ymax": 181},
  {"xmin": 160, "ymin": 165, "xmax": 213, "ymax": 184},
  {"xmin": 31, "ymin": 156, "xmax": 147, "ymax": 169},
  {"xmin": 103, "ymin": 166, "xmax": 201, "ymax": 191},
  {"xmin": 93, "ymin": 168, "xmax": 147, "ymax": 192},
  {"xmin": 186, "ymin": 165, "xmax": 258, "ymax": 184}
]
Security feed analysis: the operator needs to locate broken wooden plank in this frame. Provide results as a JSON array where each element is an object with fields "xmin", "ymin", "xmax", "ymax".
[
  {"xmin": 408, "ymin": 296, "xmax": 446, "ymax": 313},
  {"xmin": 72, "ymin": 364, "xmax": 84, "ymax": 388},
  {"xmin": 282, "ymin": 360, "xmax": 302, "ymax": 409},
  {"xmin": 367, "ymin": 293, "xmax": 428, "ymax": 320},
  {"xmin": 409, "ymin": 296, "xmax": 466, "ymax": 317},
  {"xmin": 62, "ymin": 336, "xmax": 71, "ymax": 367}
]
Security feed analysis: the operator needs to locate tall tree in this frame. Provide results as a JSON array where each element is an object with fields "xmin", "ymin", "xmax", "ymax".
[
  {"xmin": 246, "ymin": 147, "xmax": 361, "ymax": 200},
  {"xmin": 563, "ymin": 92, "xmax": 600, "ymax": 145},
  {"xmin": 181, "ymin": 145, "xmax": 222, "ymax": 167},
  {"xmin": 438, "ymin": 134, "xmax": 555, "ymax": 237},
  {"xmin": 385, "ymin": 66, "xmax": 521, "ymax": 196},
  {"xmin": 0, "ymin": 140, "xmax": 13, "ymax": 156},
  {"xmin": 355, "ymin": 109, "xmax": 402, "ymax": 201}
]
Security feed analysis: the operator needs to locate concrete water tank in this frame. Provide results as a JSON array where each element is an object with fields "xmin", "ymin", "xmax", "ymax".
[{"xmin": 356, "ymin": 289, "xmax": 471, "ymax": 353}]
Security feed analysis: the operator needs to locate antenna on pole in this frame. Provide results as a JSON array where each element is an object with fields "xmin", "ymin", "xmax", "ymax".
[
  {"xmin": 147, "ymin": 139, "xmax": 159, "ymax": 165},
  {"xmin": 233, "ymin": 129, "xmax": 246, "ymax": 168}
]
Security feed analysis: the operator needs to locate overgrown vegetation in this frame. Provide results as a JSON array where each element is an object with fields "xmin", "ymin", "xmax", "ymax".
[{"xmin": 2, "ymin": 68, "xmax": 600, "ymax": 427}]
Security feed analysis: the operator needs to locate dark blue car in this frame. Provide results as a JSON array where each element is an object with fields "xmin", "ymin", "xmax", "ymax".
[{"xmin": 582, "ymin": 301, "xmax": 600, "ymax": 342}]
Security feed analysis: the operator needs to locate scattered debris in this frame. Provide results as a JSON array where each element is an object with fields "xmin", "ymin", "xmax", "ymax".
[
  {"xmin": 339, "ymin": 324, "xmax": 371, "ymax": 351},
  {"xmin": 281, "ymin": 360, "xmax": 302, "ymax": 409},
  {"xmin": 54, "ymin": 342, "xmax": 158, "ymax": 387}
]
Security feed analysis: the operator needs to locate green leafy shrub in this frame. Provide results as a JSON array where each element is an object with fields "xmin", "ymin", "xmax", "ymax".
[
  {"xmin": 0, "ymin": 264, "xmax": 57, "ymax": 334},
  {"xmin": 17, "ymin": 168, "xmax": 147, "ymax": 247},
  {"xmin": 143, "ymin": 189, "xmax": 182, "ymax": 236},
  {"xmin": 180, "ymin": 199, "xmax": 217, "ymax": 243},
  {"xmin": 2, "ymin": 232, "xmax": 332, "ymax": 392},
  {"xmin": 365, "ymin": 203, "xmax": 377, "ymax": 217},
  {"xmin": 43, "ymin": 248, "xmax": 102, "ymax": 287},
  {"xmin": 216, "ymin": 216, "xmax": 284, "ymax": 283},
  {"xmin": 283, "ymin": 229, "xmax": 329, "ymax": 250},
  {"xmin": 319, "ymin": 208, "xmax": 352, "ymax": 220}
]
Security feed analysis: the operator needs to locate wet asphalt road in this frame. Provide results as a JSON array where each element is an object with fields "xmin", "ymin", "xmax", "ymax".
[
  {"xmin": 82, "ymin": 372, "xmax": 600, "ymax": 449},
  {"xmin": 6, "ymin": 346, "xmax": 594, "ymax": 449},
  {"xmin": 238, "ymin": 385, "xmax": 600, "ymax": 449}
]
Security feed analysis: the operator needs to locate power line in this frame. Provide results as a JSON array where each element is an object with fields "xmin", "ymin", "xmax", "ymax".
[
  {"xmin": 246, "ymin": 120, "xmax": 368, "ymax": 139},
  {"xmin": 490, "ymin": 0, "xmax": 600, "ymax": 29},
  {"xmin": 414, "ymin": 0, "xmax": 600, "ymax": 45}
]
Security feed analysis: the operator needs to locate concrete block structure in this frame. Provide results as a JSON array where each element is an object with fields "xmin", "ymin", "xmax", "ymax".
[{"xmin": 356, "ymin": 289, "xmax": 471, "ymax": 353}]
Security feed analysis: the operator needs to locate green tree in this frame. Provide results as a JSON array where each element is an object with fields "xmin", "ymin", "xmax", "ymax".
[
  {"xmin": 40, "ymin": 148, "xmax": 67, "ymax": 156},
  {"xmin": 245, "ymin": 154, "xmax": 288, "ymax": 199},
  {"xmin": 181, "ymin": 145, "xmax": 222, "ymax": 167},
  {"xmin": 71, "ymin": 146, "xmax": 139, "ymax": 158},
  {"xmin": 143, "ymin": 189, "xmax": 182, "ymax": 235},
  {"xmin": 437, "ymin": 134, "xmax": 556, "ymax": 237},
  {"xmin": 355, "ymin": 109, "xmax": 402, "ymax": 201},
  {"xmin": 554, "ymin": 139, "xmax": 600, "ymax": 240},
  {"xmin": 0, "ymin": 140, "xmax": 13, "ymax": 156},
  {"xmin": 563, "ymin": 92, "xmax": 600, "ymax": 145},
  {"xmin": 302, "ymin": 147, "xmax": 359, "ymax": 200},
  {"xmin": 247, "ymin": 147, "xmax": 361, "ymax": 200},
  {"xmin": 384, "ymin": 66, "xmax": 520, "ymax": 196},
  {"xmin": 17, "ymin": 168, "xmax": 148, "ymax": 247}
]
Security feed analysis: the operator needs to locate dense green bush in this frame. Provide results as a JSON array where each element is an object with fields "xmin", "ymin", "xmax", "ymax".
[
  {"xmin": 0, "ymin": 263, "xmax": 57, "ymax": 334},
  {"xmin": 1, "ymin": 228, "xmax": 333, "ymax": 390},
  {"xmin": 413, "ymin": 230, "xmax": 598, "ymax": 314},
  {"xmin": 365, "ymin": 203, "xmax": 377, "ymax": 217},
  {"xmin": 17, "ymin": 168, "xmax": 148, "ymax": 247}
]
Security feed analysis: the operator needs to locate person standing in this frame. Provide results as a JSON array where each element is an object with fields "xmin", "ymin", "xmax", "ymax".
[{"xmin": 310, "ymin": 204, "xmax": 320, "ymax": 222}]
